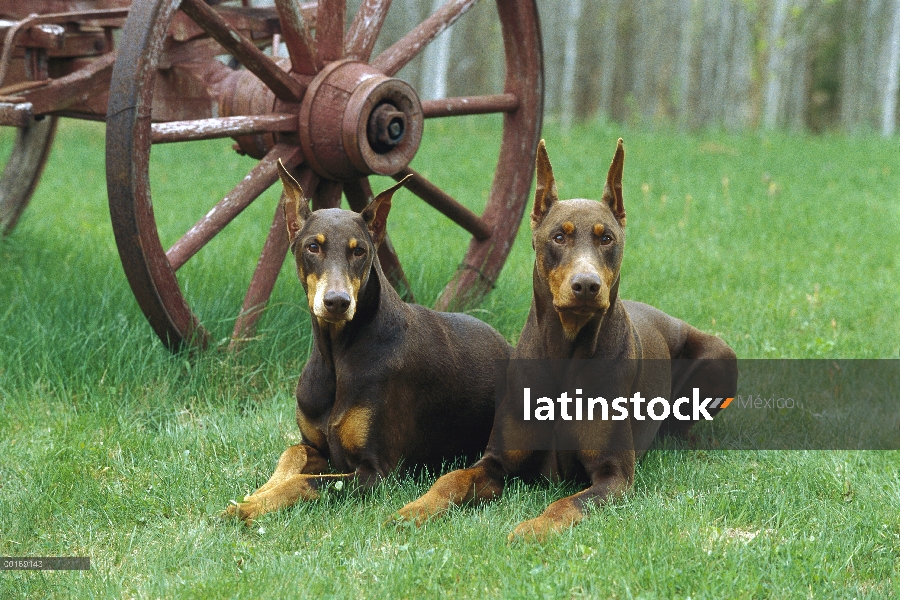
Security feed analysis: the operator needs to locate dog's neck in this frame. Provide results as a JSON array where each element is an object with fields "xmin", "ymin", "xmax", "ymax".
[{"xmin": 522, "ymin": 267, "xmax": 631, "ymax": 359}]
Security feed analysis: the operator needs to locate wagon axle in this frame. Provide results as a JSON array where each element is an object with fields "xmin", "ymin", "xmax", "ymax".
[{"xmin": 369, "ymin": 103, "xmax": 406, "ymax": 151}]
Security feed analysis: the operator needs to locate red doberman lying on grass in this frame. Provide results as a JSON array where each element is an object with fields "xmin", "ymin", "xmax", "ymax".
[
  {"xmin": 224, "ymin": 162, "xmax": 510, "ymax": 523},
  {"xmin": 393, "ymin": 139, "xmax": 737, "ymax": 541}
]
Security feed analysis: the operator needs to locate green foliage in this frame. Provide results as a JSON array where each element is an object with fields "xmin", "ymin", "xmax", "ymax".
[{"xmin": 0, "ymin": 119, "xmax": 897, "ymax": 597}]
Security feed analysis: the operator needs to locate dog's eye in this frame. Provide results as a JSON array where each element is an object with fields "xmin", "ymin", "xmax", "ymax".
[
  {"xmin": 307, "ymin": 242, "xmax": 320, "ymax": 254},
  {"xmin": 552, "ymin": 233, "xmax": 565, "ymax": 244},
  {"xmin": 600, "ymin": 234, "xmax": 613, "ymax": 245},
  {"xmin": 352, "ymin": 246, "xmax": 366, "ymax": 257}
]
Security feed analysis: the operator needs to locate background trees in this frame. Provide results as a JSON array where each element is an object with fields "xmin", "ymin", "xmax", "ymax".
[{"xmin": 332, "ymin": 0, "xmax": 900, "ymax": 134}]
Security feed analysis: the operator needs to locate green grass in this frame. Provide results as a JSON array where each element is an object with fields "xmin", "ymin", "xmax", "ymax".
[{"xmin": 1, "ymin": 117, "xmax": 898, "ymax": 598}]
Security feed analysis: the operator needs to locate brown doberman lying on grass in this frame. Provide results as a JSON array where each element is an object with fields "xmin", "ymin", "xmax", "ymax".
[
  {"xmin": 224, "ymin": 162, "xmax": 511, "ymax": 523},
  {"xmin": 393, "ymin": 139, "xmax": 737, "ymax": 541}
]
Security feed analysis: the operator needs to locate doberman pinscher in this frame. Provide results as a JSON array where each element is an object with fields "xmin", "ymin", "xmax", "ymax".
[
  {"xmin": 224, "ymin": 162, "xmax": 511, "ymax": 523},
  {"xmin": 393, "ymin": 139, "xmax": 737, "ymax": 541}
]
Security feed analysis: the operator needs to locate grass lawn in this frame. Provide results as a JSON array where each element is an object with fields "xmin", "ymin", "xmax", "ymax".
[{"xmin": 1, "ymin": 116, "xmax": 898, "ymax": 598}]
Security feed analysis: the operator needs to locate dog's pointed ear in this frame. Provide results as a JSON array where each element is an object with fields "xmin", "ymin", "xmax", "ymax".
[
  {"xmin": 532, "ymin": 139, "xmax": 558, "ymax": 228},
  {"xmin": 363, "ymin": 174, "xmax": 411, "ymax": 246},
  {"xmin": 277, "ymin": 159, "xmax": 311, "ymax": 244},
  {"xmin": 601, "ymin": 138, "xmax": 626, "ymax": 227}
]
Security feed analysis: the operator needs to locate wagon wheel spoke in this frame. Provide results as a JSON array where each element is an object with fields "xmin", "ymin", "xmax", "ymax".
[
  {"xmin": 178, "ymin": 0, "xmax": 305, "ymax": 102},
  {"xmin": 166, "ymin": 144, "xmax": 303, "ymax": 271},
  {"xmin": 231, "ymin": 165, "xmax": 319, "ymax": 348},
  {"xmin": 311, "ymin": 178, "xmax": 343, "ymax": 210},
  {"xmin": 345, "ymin": 0, "xmax": 392, "ymax": 62},
  {"xmin": 344, "ymin": 177, "xmax": 413, "ymax": 301},
  {"xmin": 371, "ymin": 0, "xmax": 478, "ymax": 76},
  {"xmin": 274, "ymin": 0, "xmax": 318, "ymax": 75},
  {"xmin": 316, "ymin": 0, "xmax": 346, "ymax": 62},
  {"xmin": 421, "ymin": 93, "xmax": 520, "ymax": 118},
  {"xmin": 150, "ymin": 115, "xmax": 298, "ymax": 144},
  {"xmin": 393, "ymin": 167, "xmax": 491, "ymax": 241}
]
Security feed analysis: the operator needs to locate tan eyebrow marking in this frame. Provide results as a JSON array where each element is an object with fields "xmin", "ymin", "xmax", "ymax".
[
  {"xmin": 316, "ymin": 234, "xmax": 325, "ymax": 244},
  {"xmin": 562, "ymin": 221, "xmax": 574, "ymax": 235},
  {"xmin": 593, "ymin": 223, "xmax": 604, "ymax": 236},
  {"xmin": 348, "ymin": 238, "xmax": 357, "ymax": 249}
]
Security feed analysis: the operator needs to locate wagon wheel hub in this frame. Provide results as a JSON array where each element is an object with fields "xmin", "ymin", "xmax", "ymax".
[{"xmin": 298, "ymin": 60, "xmax": 423, "ymax": 182}]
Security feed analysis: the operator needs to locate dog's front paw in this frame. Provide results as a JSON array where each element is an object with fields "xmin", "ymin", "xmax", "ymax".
[
  {"xmin": 507, "ymin": 515, "xmax": 571, "ymax": 544},
  {"xmin": 220, "ymin": 498, "xmax": 265, "ymax": 525},
  {"xmin": 387, "ymin": 500, "xmax": 440, "ymax": 527}
]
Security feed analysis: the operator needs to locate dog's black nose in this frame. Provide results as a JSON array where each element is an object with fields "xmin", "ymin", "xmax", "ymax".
[
  {"xmin": 571, "ymin": 273, "xmax": 601, "ymax": 300},
  {"xmin": 323, "ymin": 290, "xmax": 351, "ymax": 314}
]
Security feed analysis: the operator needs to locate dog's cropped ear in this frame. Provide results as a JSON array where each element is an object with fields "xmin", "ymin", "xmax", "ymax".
[
  {"xmin": 363, "ymin": 174, "xmax": 411, "ymax": 246},
  {"xmin": 277, "ymin": 159, "xmax": 311, "ymax": 244},
  {"xmin": 532, "ymin": 139, "xmax": 558, "ymax": 228},
  {"xmin": 601, "ymin": 138, "xmax": 626, "ymax": 227}
]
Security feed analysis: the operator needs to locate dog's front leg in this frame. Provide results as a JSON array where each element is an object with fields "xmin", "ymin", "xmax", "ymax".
[
  {"xmin": 228, "ymin": 472, "xmax": 356, "ymax": 524},
  {"xmin": 223, "ymin": 443, "xmax": 333, "ymax": 523},
  {"xmin": 508, "ymin": 453, "xmax": 635, "ymax": 543},
  {"xmin": 251, "ymin": 443, "xmax": 330, "ymax": 495},
  {"xmin": 224, "ymin": 470, "xmax": 357, "ymax": 524},
  {"xmin": 391, "ymin": 456, "xmax": 505, "ymax": 526}
]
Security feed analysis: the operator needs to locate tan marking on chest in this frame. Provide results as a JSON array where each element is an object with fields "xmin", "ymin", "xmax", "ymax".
[{"xmin": 333, "ymin": 406, "xmax": 373, "ymax": 452}]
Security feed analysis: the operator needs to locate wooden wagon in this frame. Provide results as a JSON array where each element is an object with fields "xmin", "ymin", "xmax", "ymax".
[{"xmin": 0, "ymin": 0, "xmax": 543, "ymax": 351}]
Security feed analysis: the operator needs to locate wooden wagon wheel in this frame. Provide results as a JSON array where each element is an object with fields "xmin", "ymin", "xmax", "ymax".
[
  {"xmin": 0, "ymin": 116, "xmax": 56, "ymax": 236},
  {"xmin": 106, "ymin": 0, "xmax": 543, "ymax": 351}
]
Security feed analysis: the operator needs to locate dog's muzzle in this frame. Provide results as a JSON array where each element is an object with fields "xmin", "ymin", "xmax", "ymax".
[{"xmin": 311, "ymin": 273, "xmax": 357, "ymax": 323}]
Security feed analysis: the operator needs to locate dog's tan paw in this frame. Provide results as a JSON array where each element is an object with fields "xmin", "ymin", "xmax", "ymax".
[
  {"xmin": 388, "ymin": 500, "xmax": 439, "ymax": 527},
  {"xmin": 507, "ymin": 515, "xmax": 571, "ymax": 544},
  {"xmin": 220, "ymin": 498, "xmax": 265, "ymax": 525}
]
